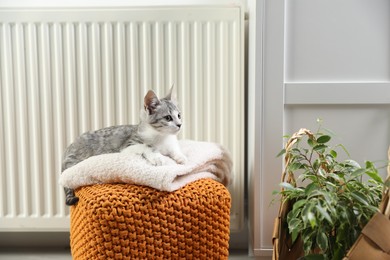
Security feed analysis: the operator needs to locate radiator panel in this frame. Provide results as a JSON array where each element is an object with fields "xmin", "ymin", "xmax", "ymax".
[{"xmin": 0, "ymin": 7, "xmax": 244, "ymax": 231}]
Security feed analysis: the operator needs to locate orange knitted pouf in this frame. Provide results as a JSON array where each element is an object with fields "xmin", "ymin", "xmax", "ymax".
[{"xmin": 70, "ymin": 178, "xmax": 231, "ymax": 260}]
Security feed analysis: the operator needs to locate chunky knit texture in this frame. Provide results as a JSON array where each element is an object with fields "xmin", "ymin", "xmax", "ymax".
[{"xmin": 70, "ymin": 178, "xmax": 231, "ymax": 259}]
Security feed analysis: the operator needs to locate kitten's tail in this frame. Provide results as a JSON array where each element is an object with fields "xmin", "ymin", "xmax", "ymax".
[{"xmin": 64, "ymin": 187, "xmax": 79, "ymax": 206}]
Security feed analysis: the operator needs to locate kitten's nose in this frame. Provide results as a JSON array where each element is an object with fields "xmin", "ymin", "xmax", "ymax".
[{"xmin": 177, "ymin": 124, "xmax": 182, "ymax": 129}]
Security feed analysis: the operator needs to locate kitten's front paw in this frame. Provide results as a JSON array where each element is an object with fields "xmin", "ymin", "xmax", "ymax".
[
  {"xmin": 144, "ymin": 152, "xmax": 173, "ymax": 166},
  {"xmin": 174, "ymin": 154, "xmax": 187, "ymax": 164}
]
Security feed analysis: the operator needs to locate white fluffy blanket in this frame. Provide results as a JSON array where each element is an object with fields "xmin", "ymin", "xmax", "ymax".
[{"xmin": 59, "ymin": 140, "xmax": 232, "ymax": 192}]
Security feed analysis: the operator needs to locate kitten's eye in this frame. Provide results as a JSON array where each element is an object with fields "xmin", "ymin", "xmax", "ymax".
[
  {"xmin": 164, "ymin": 115, "xmax": 173, "ymax": 121},
  {"xmin": 178, "ymin": 113, "xmax": 181, "ymax": 119}
]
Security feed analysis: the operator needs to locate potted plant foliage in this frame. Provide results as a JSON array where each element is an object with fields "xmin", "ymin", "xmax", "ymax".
[{"xmin": 274, "ymin": 126, "xmax": 384, "ymax": 260}]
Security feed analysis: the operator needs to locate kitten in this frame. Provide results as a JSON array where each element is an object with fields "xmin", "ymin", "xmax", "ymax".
[{"xmin": 61, "ymin": 87, "xmax": 186, "ymax": 205}]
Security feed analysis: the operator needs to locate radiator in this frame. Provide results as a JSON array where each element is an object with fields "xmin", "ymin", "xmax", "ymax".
[{"xmin": 0, "ymin": 7, "xmax": 244, "ymax": 232}]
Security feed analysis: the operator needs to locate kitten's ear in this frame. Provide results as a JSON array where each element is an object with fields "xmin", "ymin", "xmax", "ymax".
[
  {"xmin": 144, "ymin": 90, "xmax": 160, "ymax": 114},
  {"xmin": 165, "ymin": 85, "xmax": 177, "ymax": 104}
]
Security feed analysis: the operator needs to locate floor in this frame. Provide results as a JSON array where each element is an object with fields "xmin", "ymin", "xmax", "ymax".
[{"xmin": 0, "ymin": 248, "xmax": 257, "ymax": 260}]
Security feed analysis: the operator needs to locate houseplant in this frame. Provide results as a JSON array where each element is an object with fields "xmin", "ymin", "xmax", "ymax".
[{"xmin": 276, "ymin": 126, "xmax": 384, "ymax": 260}]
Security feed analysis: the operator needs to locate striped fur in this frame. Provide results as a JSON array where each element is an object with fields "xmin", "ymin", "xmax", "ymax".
[{"xmin": 61, "ymin": 88, "xmax": 185, "ymax": 205}]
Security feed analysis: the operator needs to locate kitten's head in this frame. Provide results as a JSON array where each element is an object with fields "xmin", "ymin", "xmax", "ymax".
[{"xmin": 141, "ymin": 87, "xmax": 183, "ymax": 135}]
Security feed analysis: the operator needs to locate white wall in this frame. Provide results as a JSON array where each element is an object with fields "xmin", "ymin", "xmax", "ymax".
[{"xmin": 249, "ymin": 0, "xmax": 390, "ymax": 257}]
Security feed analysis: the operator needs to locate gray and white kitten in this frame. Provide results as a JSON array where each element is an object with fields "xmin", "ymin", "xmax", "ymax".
[{"xmin": 61, "ymin": 88, "xmax": 186, "ymax": 205}]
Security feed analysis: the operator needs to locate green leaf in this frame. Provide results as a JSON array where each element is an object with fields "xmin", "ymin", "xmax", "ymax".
[
  {"xmin": 276, "ymin": 148, "xmax": 286, "ymax": 157},
  {"xmin": 302, "ymin": 229, "xmax": 315, "ymax": 254},
  {"xmin": 288, "ymin": 218, "xmax": 302, "ymax": 232},
  {"xmin": 336, "ymin": 223, "xmax": 348, "ymax": 243},
  {"xmin": 293, "ymin": 199, "xmax": 307, "ymax": 212},
  {"xmin": 303, "ymin": 240, "xmax": 313, "ymax": 255},
  {"xmin": 328, "ymin": 173, "xmax": 342, "ymax": 182},
  {"xmin": 330, "ymin": 149, "xmax": 337, "ymax": 158},
  {"xmin": 291, "ymin": 228, "xmax": 299, "ymax": 244},
  {"xmin": 325, "ymin": 155, "xmax": 335, "ymax": 166},
  {"xmin": 305, "ymin": 182, "xmax": 319, "ymax": 196},
  {"xmin": 308, "ymin": 138, "xmax": 315, "ymax": 147},
  {"xmin": 324, "ymin": 180, "xmax": 337, "ymax": 191},
  {"xmin": 302, "ymin": 203, "xmax": 314, "ymax": 226},
  {"xmin": 365, "ymin": 160, "xmax": 375, "ymax": 169},
  {"xmin": 344, "ymin": 159, "xmax": 361, "ymax": 168},
  {"xmin": 279, "ymin": 182, "xmax": 295, "ymax": 190},
  {"xmin": 314, "ymin": 144, "xmax": 327, "ymax": 152},
  {"xmin": 308, "ymin": 190, "xmax": 333, "ymax": 206},
  {"xmin": 350, "ymin": 191, "xmax": 369, "ymax": 206},
  {"xmin": 365, "ymin": 170, "xmax": 383, "ymax": 184},
  {"xmin": 288, "ymin": 206, "xmax": 301, "ymax": 220},
  {"xmin": 307, "ymin": 212, "xmax": 317, "ymax": 228},
  {"xmin": 364, "ymin": 161, "xmax": 383, "ymax": 183},
  {"xmin": 333, "ymin": 247, "xmax": 346, "ymax": 260},
  {"xmin": 364, "ymin": 204, "xmax": 380, "ymax": 213},
  {"xmin": 301, "ymin": 173, "xmax": 318, "ymax": 183},
  {"xmin": 350, "ymin": 168, "xmax": 366, "ymax": 179},
  {"xmin": 292, "ymin": 148, "xmax": 301, "ymax": 154},
  {"xmin": 317, "ymin": 135, "xmax": 331, "ymax": 144},
  {"xmin": 316, "ymin": 204, "xmax": 333, "ymax": 224},
  {"xmin": 313, "ymin": 159, "xmax": 320, "ymax": 171},
  {"xmin": 318, "ymin": 168, "xmax": 326, "ymax": 177},
  {"xmin": 316, "ymin": 231, "xmax": 328, "ymax": 252},
  {"xmin": 289, "ymin": 162, "xmax": 303, "ymax": 171}
]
